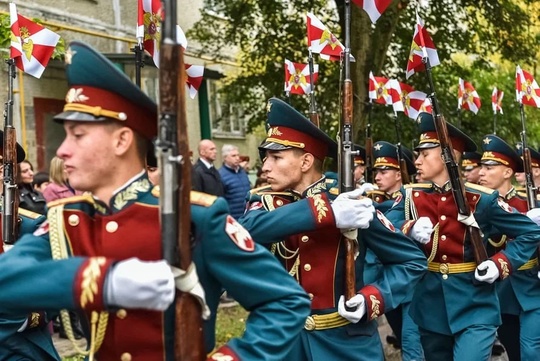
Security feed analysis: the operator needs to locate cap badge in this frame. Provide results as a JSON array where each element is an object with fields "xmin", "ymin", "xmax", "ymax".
[
  {"xmin": 65, "ymin": 88, "xmax": 89, "ymax": 104},
  {"xmin": 374, "ymin": 143, "xmax": 383, "ymax": 151}
]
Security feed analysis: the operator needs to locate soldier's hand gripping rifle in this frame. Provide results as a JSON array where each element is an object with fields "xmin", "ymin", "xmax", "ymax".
[
  {"xmin": 3, "ymin": 59, "xmax": 19, "ymax": 245},
  {"xmin": 518, "ymin": 104, "xmax": 537, "ymax": 210},
  {"xmin": 423, "ymin": 58, "xmax": 488, "ymax": 267},
  {"xmin": 338, "ymin": 0, "xmax": 358, "ymax": 303},
  {"xmin": 156, "ymin": 0, "xmax": 205, "ymax": 359}
]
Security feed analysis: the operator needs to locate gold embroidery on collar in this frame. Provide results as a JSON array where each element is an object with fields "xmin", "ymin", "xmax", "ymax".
[
  {"xmin": 370, "ymin": 295, "xmax": 381, "ymax": 319},
  {"xmin": 81, "ymin": 257, "xmax": 106, "ymax": 308},
  {"xmin": 313, "ymin": 194, "xmax": 329, "ymax": 223},
  {"xmin": 306, "ymin": 181, "xmax": 326, "ymax": 198},
  {"xmin": 497, "ymin": 258, "xmax": 510, "ymax": 279},
  {"xmin": 29, "ymin": 312, "xmax": 40, "ymax": 328},
  {"xmin": 113, "ymin": 178, "xmax": 151, "ymax": 210}
]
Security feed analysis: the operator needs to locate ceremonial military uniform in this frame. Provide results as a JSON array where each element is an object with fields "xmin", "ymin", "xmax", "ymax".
[
  {"xmin": 242, "ymin": 98, "xmax": 427, "ymax": 361},
  {"xmin": 385, "ymin": 113, "xmax": 540, "ymax": 360},
  {"xmin": 481, "ymin": 135, "xmax": 540, "ymax": 361},
  {"xmin": 0, "ymin": 42, "xmax": 310, "ymax": 361}
]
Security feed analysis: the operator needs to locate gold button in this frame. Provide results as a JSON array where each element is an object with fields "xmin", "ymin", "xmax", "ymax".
[
  {"xmin": 308, "ymin": 293, "xmax": 314, "ymax": 300},
  {"xmin": 304, "ymin": 264, "xmax": 312, "ymax": 271},
  {"xmin": 376, "ymin": 196, "xmax": 381, "ymax": 202},
  {"xmin": 442, "ymin": 255, "xmax": 448, "ymax": 261},
  {"xmin": 441, "ymin": 235, "xmax": 447, "ymax": 241},
  {"xmin": 414, "ymin": 192, "xmax": 419, "ymax": 197},
  {"xmin": 106, "ymin": 221, "xmax": 119, "ymax": 233},
  {"xmin": 276, "ymin": 199, "xmax": 283, "ymax": 206},
  {"xmin": 440, "ymin": 215, "xmax": 446, "ymax": 221},
  {"xmin": 441, "ymin": 196, "xmax": 447, "ymax": 201},
  {"xmin": 68, "ymin": 214, "xmax": 79, "ymax": 226},
  {"xmin": 442, "ymin": 274, "xmax": 448, "ymax": 280},
  {"xmin": 301, "ymin": 235, "xmax": 309, "ymax": 243},
  {"xmin": 473, "ymin": 196, "xmax": 477, "ymax": 200},
  {"xmin": 120, "ymin": 353, "xmax": 132, "ymax": 361},
  {"xmin": 304, "ymin": 316, "xmax": 316, "ymax": 331},
  {"xmin": 116, "ymin": 309, "xmax": 127, "ymax": 319}
]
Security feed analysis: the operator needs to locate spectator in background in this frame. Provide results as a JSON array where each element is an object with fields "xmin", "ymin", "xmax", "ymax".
[
  {"xmin": 42, "ymin": 156, "xmax": 82, "ymax": 203},
  {"xmin": 192, "ymin": 139, "xmax": 224, "ymax": 196},
  {"xmin": 219, "ymin": 144, "xmax": 251, "ymax": 219},
  {"xmin": 18, "ymin": 160, "xmax": 46, "ymax": 214},
  {"xmin": 147, "ymin": 165, "xmax": 159, "ymax": 186},
  {"xmin": 33, "ymin": 172, "xmax": 50, "ymax": 193}
]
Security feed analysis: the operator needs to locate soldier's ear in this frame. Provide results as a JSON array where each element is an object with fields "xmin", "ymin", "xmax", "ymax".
[
  {"xmin": 113, "ymin": 126, "xmax": 135, "ymax": 157},
  {"xmin": 300, "ymin": 152, "xmax": 315, "ymax": 171}
]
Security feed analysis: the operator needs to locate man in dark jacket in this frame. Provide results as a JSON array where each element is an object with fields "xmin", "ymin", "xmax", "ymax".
[
  {"xmin": 219, "ymin": 144, "xmax": 251, "ymax": 219},
  {"xmin": 192, "ymin": 139, "xmax": 224, "ymax": 196}
]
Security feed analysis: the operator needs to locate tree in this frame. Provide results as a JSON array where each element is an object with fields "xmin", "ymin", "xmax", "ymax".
[{"xmin": 189, "ymin": 0, "xmax": 539, "ymax": 148}]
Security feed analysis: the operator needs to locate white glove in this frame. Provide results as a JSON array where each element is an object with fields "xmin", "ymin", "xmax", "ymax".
[
  {"xmin": 410, "ymin": 217, "xmax": 433, "ymax": 244},
  {"xmin": 474, "ymin": 260, "xmax": 500, "ymax": 284},
  {"xmin": 358, "ymin": 182, "xmax": 376, "ymax": 194},
  {"xmin": 526, "ymin": 208, "xmax": 540, "ymax": 227},
  {"xmin": 106, "ymin": 258, "xmax": 175, "ymax": 311},
  {"xmin": 331, "ymin": 189, "xmax": 375, "ymax": 230},
  {"xmin": 338, "ymin": 294, "xmax": 366, "ymax": 323},
  {"xmin": 538, "ymin": 270, "xmax": 540, "ymax": 280},
  {"xmin": 171, "ymin": 263, "xmax": 211, "ymax": 320}
]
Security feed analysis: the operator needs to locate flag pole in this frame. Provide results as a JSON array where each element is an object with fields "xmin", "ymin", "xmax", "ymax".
[
  {"xmin": 493, "ymin": 111, "xmax": 497, "ymax": 135},
  {"xmin": 307, "ymin": 50, "xmax": 320, "ymax": 127}
]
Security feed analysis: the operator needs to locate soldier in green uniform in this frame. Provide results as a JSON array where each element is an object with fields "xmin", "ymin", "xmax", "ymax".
[
  {"xmin": 478, "ymin": 134, "xmax": 540, "ymax": 361},
  {"xmin": 241, "ymin": 98, "xmax": 427, "ymax": 361},
  {"xmin": 0, "ymin": 41, "xmax": 311, "ymax": 361},
  {"xmin": 386, "ymin": 112, "xmax": 540, "ymax": 361},
  {"xmin": 461, "ymin": 151, "xmax": 482, "ymax": 184}
]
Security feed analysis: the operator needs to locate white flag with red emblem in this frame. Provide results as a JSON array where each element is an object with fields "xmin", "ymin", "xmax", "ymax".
[
  {"xmin": 185, "ymin": 64, "xmax": 204, "ymax": 99},
  {"xmin": 368, "ymin": 72, "xmax": 392, "ymax": 105},
  {"xmin": 307, "ymin": 13, "xmax": 344, "ymax": 62},
  {"xmin": 458, "ymin": 78, "xmax": 481, "ymax": 114},
  {"xmin": 137, "ymin": 0, "xmax": 187, "ymax": 67},
  {"xmin": 491, "ymin": 87, "xmax": 504, "ymax": 114},
  {"xmin": 351, "ymin": 0, "xmax": 393, "ymax": 23},
  {"xmin": 516, "ymin": 65, "xmax": 540, "ymax": 108},
  {"xmin": 9, "ymin": 3, "xmax": 60, "ymax": 79},
  {"xmin": 284, "ymin": 59, "xmax": 318, "ymax": 95},
  {"xmin": 405, "ymin": 11, "xmax": 439, "ymax": 79},
  {"xmin": 388, "ymin": 80, "xmax": 429, "ymax": 120}
]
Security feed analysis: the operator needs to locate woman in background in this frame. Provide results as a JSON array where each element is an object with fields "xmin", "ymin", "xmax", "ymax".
[
  {"xmin": 42, "ymin": 156, "xmax": 81, "ymax": 203},
  {"xmin": 18, "ymin": 160, "xmax": 46, "ymax": 214}
]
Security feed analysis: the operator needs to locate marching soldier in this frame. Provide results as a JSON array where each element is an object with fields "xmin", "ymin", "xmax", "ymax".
[
  {"xmin": 386, "ymin": 112, "xmax": 540, "ymax": 361},
  {"xmin": 241, "ymin": 98, "xmax": 427, "ymax": 360},
  {"xmin": 515, "ymin": 145, "xmax": 540, "ymax": 195},
  {"xmin": 478, "ymin": 134, "xmax": 540, "ymax": 361},
  {"xmin": 0, "ymin": 42, "xmax": 311, "ymax": 361},
  {"xmin": 461, "ymin": 151, "xmax": 482, "ymax": 184}
]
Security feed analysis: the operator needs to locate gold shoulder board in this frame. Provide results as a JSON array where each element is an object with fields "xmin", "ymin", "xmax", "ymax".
[
  {"xmin": 190, "ymin": 191, "xmax": 218, "ymax": 207},
  {"xmin": 47, "ymin": 193, "xmax": 95, "ymax": 208},
  {"xmin": 18, "ymin": 208, "xmax": 42, "ymax": 220},
  {"xmin": 404, "ymin": 183, "xmax": 433, "ymax": 190},
  {"xmin": 466, "ymin": 182, "xmax": 494, "ymax": 194}
]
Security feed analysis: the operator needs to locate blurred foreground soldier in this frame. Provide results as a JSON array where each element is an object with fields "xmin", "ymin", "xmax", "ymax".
[
  {"xmin": 0, "ymin": 138, "xmax": 59, "ymax": 360},
  {"xmin": 386, "ymin": 113, "xmax": 540, "ymax": 361},
  {"xmin": 241, "ymin": 98, "xmax": 426, "ymax": 361},
  {"xmin": 461, "ymin": 151, "xmax": 482, "ymax": 184},
  {"xmin": 479, "ymin": 134, "xmax": 540, "ymax": 361},
  {"xmin": 353, "ymin": 144, "xmax": 366, "ymax": 186},
  {"xmin": 0, "ymin": 42, "xmax": 310, "ymax": 360}
]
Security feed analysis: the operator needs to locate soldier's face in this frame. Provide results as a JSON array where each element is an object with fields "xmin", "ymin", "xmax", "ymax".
[
  {"xmin": 515, "ymin": 172, "xmax": 526, "ymax": 186},
  {"xmin": 478, "ymin": 164, "xmax": 512, "ymax": 191},
  {"xmin": 463, "ymin": 166, "xmax": 481, "ymax": 184},
  {"xmin": 374, "ymin": 168, "xmax": 401, "ymax": 192},
  {"xmin": 414, "ymin": 147, "xmax": 446, "ymax": 183},
  {"xmin": 261, "ymin": 149, "xmax": 304, "ymax": 192}
]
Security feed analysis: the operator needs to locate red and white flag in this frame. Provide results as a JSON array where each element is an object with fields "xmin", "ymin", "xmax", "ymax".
[
  {"xmin": 137, "ymin": 0, "xmax": 187, "ymax": 67},
  {"xmin": 388, "ymin": 80, "xmax": 429, "ymax": 120},
  {"xmin": 458, "ymin": 78, "xmax": 481, "ymax": 114},
  {"xmin": 516, "ymin": 65, "xmax": 540, "ymax": 108},
  {"xmin": 420, "ymin": 97, "xmax": 433, "ymax": 114},
  {"xmin": 351, "ymin": 0, "xmax": 392, "ymax": 23},
  {"xmin": 10, "ymin": 3, "xmax": 60, "ymax": 79},
  {"xmin": 368, "ymin": 72, "xmax": 392, "ymax": 105},
  {"xmin": 405, "ymin": 11, "xmax": 439, "ymax": 79},
  {"xmin": 307, "ymin": 13, "xmax": 344, "ymax": 62},
  {"xmin": 284, "ymin": 60, "xmax": 318, "ymax": 95},
  {"xmin": 491, "ymin": 87, "xmax": 504, "ymax": 114},
  {"xmin": 185, "ymin": 64, "xmax": 204, "ymax": 99}
]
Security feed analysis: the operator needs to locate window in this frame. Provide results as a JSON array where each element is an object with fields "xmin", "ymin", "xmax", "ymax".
[{"xmin": 208, "ymin": 79, "xmax": 246, "ymax": 138}]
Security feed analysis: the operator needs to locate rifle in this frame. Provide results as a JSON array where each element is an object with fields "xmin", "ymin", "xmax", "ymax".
[
  {"xmin": 423, "ymin": 58, "xmax": 488, "ymax": 266},
  {"xmin": 307, "ymin": 50, "xmax": 320, "ymax": 127},
  {"xmin": 131, "ymin": 41, "xmax": 145, "ymax": 88},
  {"xmin": 338, "ymin": 0, "xmax": 357, "ymax": 303},
  {"xmin": 156, "ymin": 0, "xmax": 205, "ymax": 359},
  {"xmin": 393, "ymin": 113, "xmax": 410, "ymax": 184},
  {"xmin": 3, "ymin": 59, "xmax": 19, "ymax": 245},
  {"xmin": 519, "ymin": 104, "xmax": 537, "ymax": 210},
  {"xmin": 364, "ymin": 107, "xmax": 373, "ymax": 184}
]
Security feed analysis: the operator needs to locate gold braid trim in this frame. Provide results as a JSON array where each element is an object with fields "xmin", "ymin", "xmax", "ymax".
[
  {"xmin": 63, "ymin": 103, "xmax": 126, "ymax": 121},
  {"xmin": 405, "ymin": 188, "xmax": 438, "ymax": 262},
  {"xmin": 488, "ymin": 235, "xmax": 507, "ymax": 248},
  {"xmin": 426, "ymin": 223, "xmax": 440, "ymax": 263},
  {"xmin": 48, "ymin": 205, "xmax": 109, "ymax": 358}
]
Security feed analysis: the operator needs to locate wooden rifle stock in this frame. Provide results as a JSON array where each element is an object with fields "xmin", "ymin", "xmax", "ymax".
[
  {"xmin": 3, "ymin": 59, "xmax": 19, "ymax": 245},
  {"xmin": 399, "ymin": 157, "xmax": 411, "ymax": 185},
  {"xmin": 309, "ymin": 112, "xmax": 320, "ymax": 127},
  {"xmin": 157, "ymin": 0, "xmax": 205, "ymax": 359},
  {"xmin": 522, "ymin": 147, "xmax": 537, "ymax": 211}
]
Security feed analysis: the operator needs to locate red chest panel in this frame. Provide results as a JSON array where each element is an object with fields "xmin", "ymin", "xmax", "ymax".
[{"xmin": 507, "ymin": 196, "xmax": 528, "ymax": 214}]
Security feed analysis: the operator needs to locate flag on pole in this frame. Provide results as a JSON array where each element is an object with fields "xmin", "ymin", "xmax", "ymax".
[
  {"xmin": 307, "ymin": 13, "xmax": 345, "ymax": 62},
  {"xmin": 9, "ymin": 3, "xmax": 60, "ymax": 79},
  {"xmin": 351, "ymin": 0, "xmax": 392, "ymax": 23},
  {"xmin": 491, "ymin": 87, "xmax": 504, "ymax": 114},
  {"xmin": 284, "ymin": 59, "xmax": 318, "ymax": 95},
  {"xmin": 137, "ymin": 0, "xmax": 187, "ymax": 67},
  {"xmin": 405, "ymin": 11, "xmax": 439, "ymax": 79},
  {"xmin": 458, "ymin": 78, "xmax": 481, "ymax": 114},
  {"xmin": 516, "ymin": 65, "xmax": 540, "ymax": 108},
  {"xmin": 368, "ymin": 72, "xmax": 392, "ymax": 105},
  {"xmin": 185, "ymin": 64, "xmax": 204, "ymax": 99},
  {"xmin": 388, "ymin": 80, "xmax": 429, "ymax": 120}
]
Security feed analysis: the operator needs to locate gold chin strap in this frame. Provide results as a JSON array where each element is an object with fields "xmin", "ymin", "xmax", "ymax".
[
  {"xmin": 63, "ymin": 103, "xmax": 127, "ymax": 121},
  {"xmin": 49, "ymin": 205, "xmax": 109, "ymax": 360}
]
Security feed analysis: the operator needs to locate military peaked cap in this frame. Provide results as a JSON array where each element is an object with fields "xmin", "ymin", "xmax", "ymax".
[
  {"xmin": 415, "ymin": 112, "xmax": 477, "ymax": 153},
  {"xmin": 481, "ymin": 134, "xmax": 523, "ymax": 172}
]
